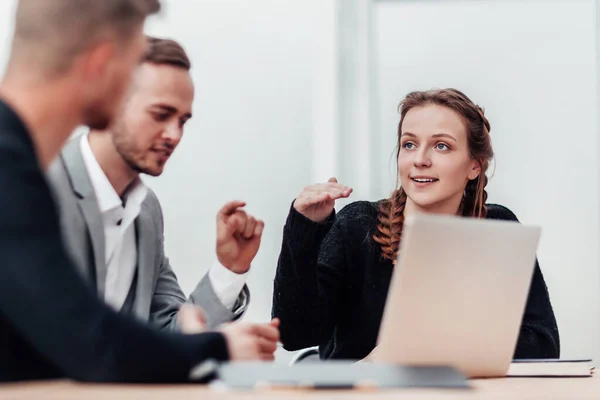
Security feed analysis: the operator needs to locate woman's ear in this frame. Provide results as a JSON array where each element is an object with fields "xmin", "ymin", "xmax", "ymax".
[{"xmin": 467, "ymin": 160, "xmax": 482, "ymax": 181}]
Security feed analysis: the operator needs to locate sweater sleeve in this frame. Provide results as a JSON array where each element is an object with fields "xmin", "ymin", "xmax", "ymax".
[
  {"xmin": 272, "ymin": 202, "xmax": 348, "ymax": 351},
  {"xmin": 487, "ymin": 205, "xmax": 560, "ymax": 358}
]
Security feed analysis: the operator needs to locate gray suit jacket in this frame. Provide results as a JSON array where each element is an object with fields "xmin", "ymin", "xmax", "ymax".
[{"xmin": 46, "ymin": 136, "xmax": 249, "ymax": 330}]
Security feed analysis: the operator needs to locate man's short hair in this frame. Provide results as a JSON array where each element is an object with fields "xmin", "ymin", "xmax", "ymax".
[
  {"xmin": 143, "ymin": 36, "xmax": 191, "ymax": 71},
  {"xmin": 11, "ymin": 0, "xmax": 162, "ymax": 74}
]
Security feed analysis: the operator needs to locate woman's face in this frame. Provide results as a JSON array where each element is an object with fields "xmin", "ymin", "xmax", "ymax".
[{"xmin": 398, "ymin": 104, "xmax": 481, "ymax": 215}]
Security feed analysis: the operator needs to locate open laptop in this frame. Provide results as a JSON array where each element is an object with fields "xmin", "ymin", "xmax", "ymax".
[{"xmin": 375, "ymin": 212, "xmax": 542, "ymax": 378}]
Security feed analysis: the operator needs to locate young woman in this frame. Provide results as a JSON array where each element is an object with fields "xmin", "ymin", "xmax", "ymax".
[{"xmin": 272, "ymin": 88, "xmax": 559, "ymax": 361}]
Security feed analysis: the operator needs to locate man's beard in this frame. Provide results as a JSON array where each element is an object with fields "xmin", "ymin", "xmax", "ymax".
[{"xmin": 112, "ymin": 130, "xmax": 163, "ymax": 177}]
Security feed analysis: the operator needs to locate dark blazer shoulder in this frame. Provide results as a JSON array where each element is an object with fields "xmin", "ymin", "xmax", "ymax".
[{"xmin": 485, "ymin": 203, "xmax": 520, "ymax": 222}]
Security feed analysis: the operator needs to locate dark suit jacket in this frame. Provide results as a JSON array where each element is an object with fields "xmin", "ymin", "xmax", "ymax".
[{"xmin": 0, "ymin": 100, "xmax": 229, "ymax": 383}]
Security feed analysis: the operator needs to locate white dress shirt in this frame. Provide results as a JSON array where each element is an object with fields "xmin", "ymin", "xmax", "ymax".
[{"xmin": 80, "ymin": 135, "xmax": 248, "ymax": 311}]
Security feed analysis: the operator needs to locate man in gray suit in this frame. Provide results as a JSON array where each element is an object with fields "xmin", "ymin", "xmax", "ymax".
[{"xmin": 47, "ymin": 36, "xmax": 257, "ymax": 331}]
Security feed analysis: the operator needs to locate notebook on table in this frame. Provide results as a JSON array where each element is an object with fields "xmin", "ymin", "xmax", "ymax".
[{"xmin": 507, "ymin": 359, "xmax": 595, "ymax": 377}]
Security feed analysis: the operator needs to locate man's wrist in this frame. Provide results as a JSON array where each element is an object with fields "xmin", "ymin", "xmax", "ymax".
[{"xmin": 208, "ymin": 260, "xmax": 249, "ymax": 310}]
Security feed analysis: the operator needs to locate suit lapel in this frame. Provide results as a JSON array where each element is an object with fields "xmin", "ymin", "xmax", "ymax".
[
  {"xmin": 61, "ymin": 136, "xmax": 107, "ymax": 296},
  {"xmin": 133, "ymin": 205, "xmax": 156, "ymax": 319}
]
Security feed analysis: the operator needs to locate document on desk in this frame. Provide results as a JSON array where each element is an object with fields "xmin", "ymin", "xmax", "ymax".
[
  {"xmin": 210, "ymin": 361, "xmax": 470, "ymax": 390},
  {"xmin": 507, "ymin": 359, "xmax": 595, "ymax": 377}
]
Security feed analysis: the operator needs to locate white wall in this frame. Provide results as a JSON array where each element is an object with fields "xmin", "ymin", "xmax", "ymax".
[{"xmin": 373, "ymin": 0, "xmax": 599, "ymax": 360}]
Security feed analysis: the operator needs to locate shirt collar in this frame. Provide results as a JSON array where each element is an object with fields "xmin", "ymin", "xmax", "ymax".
[{"xmin": 79, "ymin": 134, "xmax": 148, "ymax": 214}]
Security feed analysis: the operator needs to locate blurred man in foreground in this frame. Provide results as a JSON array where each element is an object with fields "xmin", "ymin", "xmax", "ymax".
[{"xmin": 0, "ymin": 0, "xmax": 277, "ymax": 383}]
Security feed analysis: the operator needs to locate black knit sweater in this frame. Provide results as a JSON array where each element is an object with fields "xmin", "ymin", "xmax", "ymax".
[{"xmin": 272, "ymin": 200, "xmax": 560, "ymax": 361}]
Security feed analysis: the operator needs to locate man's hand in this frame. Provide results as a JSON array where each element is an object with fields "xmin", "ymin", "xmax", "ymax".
[
  {"xmin": 177, "ymin": 304, "xmax": 207, "ymax": 334},
  {"xmin": 220, "ymin": 319, "xmax": 280, "ymax": 361},
  {"xmin": 216, "ymin": 201, "xmax": 264, "ymax": 274}
]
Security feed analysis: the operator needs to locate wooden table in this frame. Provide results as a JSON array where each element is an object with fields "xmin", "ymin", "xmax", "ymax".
[{"xmin": 1, "ymin": 376, "xmax": 597, "ymax": 400}]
